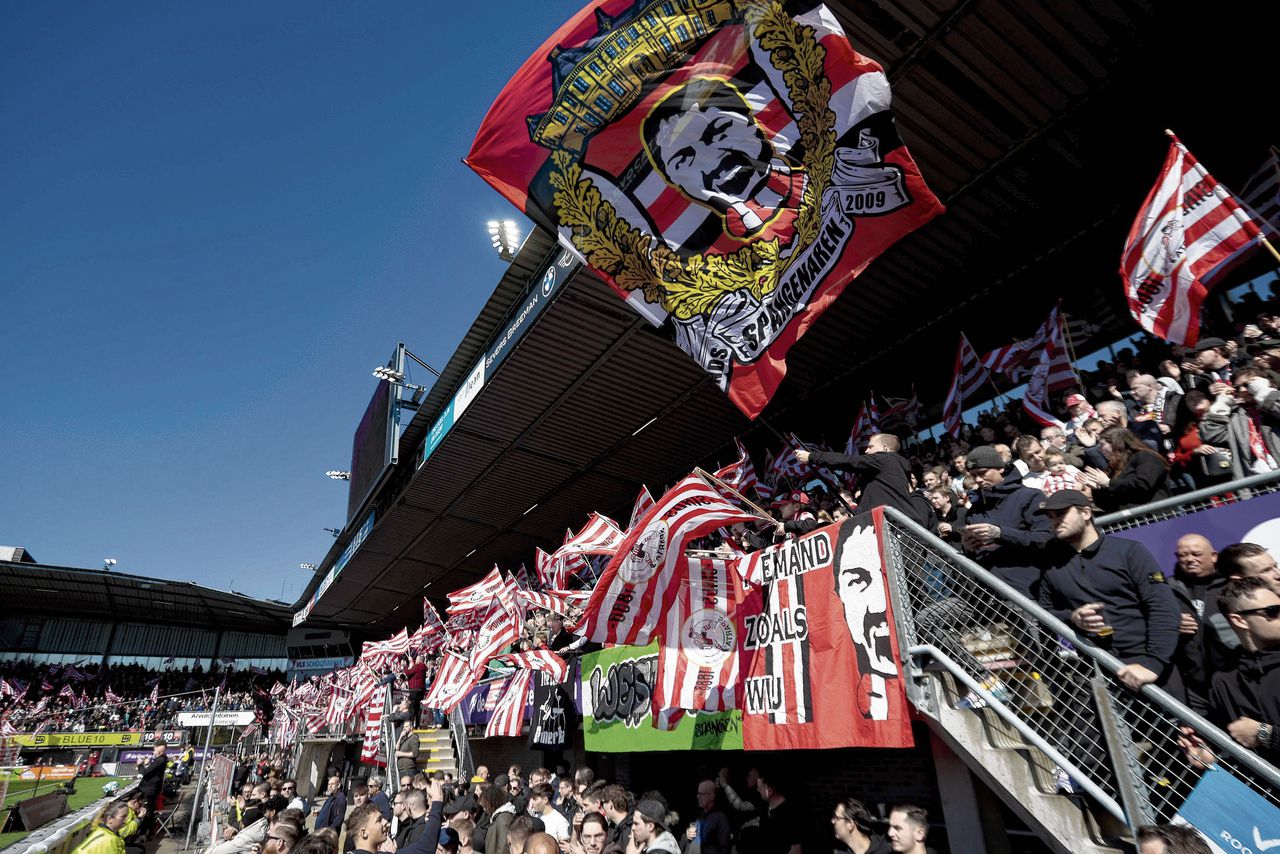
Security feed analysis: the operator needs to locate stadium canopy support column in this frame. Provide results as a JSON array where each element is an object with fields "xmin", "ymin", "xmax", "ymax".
[
  {"xmin": 929, "ymin": 730, "xmax": 1002, "ymax": 854},
  {"xmin": 184, "ymin": 685, "xmax": 221, "ymax": 850}
]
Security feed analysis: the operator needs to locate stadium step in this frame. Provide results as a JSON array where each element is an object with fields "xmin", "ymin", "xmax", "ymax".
[
  {"xmin": 919, "ymin": 670, "xmax": 1126, "ymax": 854},
  {"xmin": 412, "ymin": 728, "xmax": 460, "ymax": 777}
]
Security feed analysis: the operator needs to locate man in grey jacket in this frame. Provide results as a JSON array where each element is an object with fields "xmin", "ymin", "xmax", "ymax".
[{"xmin": 1199, "ymin": 368, "xmax": 1280, "ymax": 479}]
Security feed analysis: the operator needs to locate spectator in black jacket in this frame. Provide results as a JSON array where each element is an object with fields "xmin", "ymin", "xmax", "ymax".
[
  {"xmin": 1083, "ymin": 426, "xmax": 1170, "ymax": 512},
  {"xmin": 315, "ymin": 775, "xmax": 346, "ymax": 832},
  {"xmin": 797, "ymin": 434, "xmax": 922, "ymax": 525},
  {"xmin": 1171, "ymin": 534, "xmax": 1239, "ymax": 713},
  {"xmin": 960, "ymin": 446, "xmax": 1052, "ymax": 600},
  {"xmin": 1208, "ymin": 576, "xmax": 1280, "ymax": 761},
  {"xmin": 681, "ymin": 780, "xmax": 730, "ymax": 854},
  {"xmin": 137, "ymin": 743, "xmax": 168, "ymax": 837},
  {"xmin": 1036, "ymin": 490, "xmax": 1180, "ymax": 694}
]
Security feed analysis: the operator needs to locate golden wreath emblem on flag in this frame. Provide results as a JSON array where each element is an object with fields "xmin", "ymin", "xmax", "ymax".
[{"xmin": 545, "ymin": 0, "xmax": 836, "ymax": 321}]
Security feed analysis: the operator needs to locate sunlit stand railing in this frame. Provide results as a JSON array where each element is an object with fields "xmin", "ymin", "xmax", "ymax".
[{"xmin": 879, "ymin": 506, "xmax": 1280, "ymax": 833}]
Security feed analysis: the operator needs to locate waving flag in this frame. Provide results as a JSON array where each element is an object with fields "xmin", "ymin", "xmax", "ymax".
[
  {"xmin": 485, "ymin": 670, "xmax": 534, "ymax": 738},
  {"xmin": 359, "ymin": 685, "xmax": 388, "ymax": 766},
  {"xmin": 469, "ymin": 598, "xmax": 522, "ymax": 672},
  {"xmin": 1021, "ymin": 319, "xmax": 1070, "ymax": 429},
  {"xmin": 846, "ymin": 403, "xmax": 876, "ymax": 454},
  {"xmin": 0, "ymin": 678, "xmax": 12, "ymax": 698},
  {"xmin": 58, "ymin": 684, "xmax": 75, "ymax": 700},
  {"xmin": 1121, "ymin": 133, "xmax": 1264, "ymax": 345},
  {"xmin": 447, "ymin": 566, "xmax": 507, "ymax": 616},
  {"xmin": 654, "ymin": 557, "xmax": 745, "ymax": 719},
  {"xmin": 1239, "ymin": 146, "xmax": 1279, "ymax": 235},
  {"xmin": 517, "ymin": 588, "xmax": 591, "ymax": 617},
  {"xmin": 467, "ymin": 0, "xmax": 943, "ymax": 419},
  {"xmin": 412, "ymin": 600, "xmax": 448, "ymax": 652},
  {"xmin": 149, "ymin": 683, "xmax": 159, "ymax": 704},
  {"xmin": 714, "ymin": 439, "xmax": 760, "ymax": 501},
  {"xmin": 578, "ymin": 475, "xmax": 765, "ymax": 645},
  {"xmin": 105, "ymin": 686, "xmax": 122, "ymax": 704},
  {"xmin": 558, "ymin": 513, "xmax": 625, "ymax": 559},
  {"xmin": 942, "ymin": 334, "xmax": 987, "ymax": 437},
  {"xmin": 423, "ymin": 652, "xmax": 481, "ymax": 712},
  {"xmin": 629, "ymin": 486, "xmax": 656, "ymax": 529},
  {"xmin": 494, "ymin": 650, "xmax": 570, "ymax": 684}
]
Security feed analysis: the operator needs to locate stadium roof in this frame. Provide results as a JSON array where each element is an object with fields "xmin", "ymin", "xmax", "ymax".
[
  {"xmin": 0, "ymin": 559, "xmax": 293, "ymax": 634},
  {"xmin": 297, "ymin": 0, "xmax": 1272, "ymax": 632}
]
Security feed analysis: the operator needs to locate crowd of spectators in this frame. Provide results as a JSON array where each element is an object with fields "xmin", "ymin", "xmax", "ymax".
[{"xmin": 0, "ymin": 660, "xmax": 283, "ymax": 734}]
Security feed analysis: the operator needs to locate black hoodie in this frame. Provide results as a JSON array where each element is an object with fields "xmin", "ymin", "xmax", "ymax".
[{"xmin": 963, "ymin": 470, "xmax": 1052, "ymax": 599}]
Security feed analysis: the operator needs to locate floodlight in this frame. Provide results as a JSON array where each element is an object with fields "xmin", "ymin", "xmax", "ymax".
[
  {"xmin": 486, "ymin": 219, "xmax": 521, "ymax": 261},
  {"xmin": 325, "ymin": 471, "xmax": 351, "ymax": 480}
]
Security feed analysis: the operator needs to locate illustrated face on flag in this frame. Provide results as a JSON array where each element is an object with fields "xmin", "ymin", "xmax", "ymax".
[
  {"xmin": 468, "ymin": 0, "xmax": 943, "ymax": 418},
  {"xmin": 738, "ymin": 513, "xmax": 911, "ymax": 749}
]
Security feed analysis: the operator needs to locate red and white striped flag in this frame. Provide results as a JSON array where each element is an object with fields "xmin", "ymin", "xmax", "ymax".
[
  {"xmin": 359, "ymin": 684, "xmax": 387, "ymax": 765},
  {"xmin": 1022, "ymin": 323, "xmax": 1069, "ymax": 428},
  {"xmin": 714, "ymin": 439, "xmax": 760, "ymax": 501},
  {"xmin": 557, "ymin": 513, "xmax": 625, "ymax": 559},
  {"xmin": 58, "ymin": 684, "xmax": 75, "ymax": 700},
  {"xmin": 513, "ymin": 564, "xmax": 531, "ymax": 590},
  {"xmin": 447, "ymin": 566, "xmax": 506, "ymax": 616},
  {"xmin": 0, "ymin": 718, "xmax": 16, "ymax": 737},
  {"xmin": 516, "ymin": 588, "xmax": 590, "ymax": 617},
  {"xmin": 534, "ymin": 548, "xmax": 561, "ymax": 592},
  {"xmin": 1121, "ymin": 133, "xmax": 1264, "ymax": 345},
  {"xmin": 423, "ymin": 651, "xmax": 481, "ymax": 713},
  {"xmin": 0, "ymin": 678, "xmax": 12, "ymax": 698},
  {"xmin": 629, "ymin": 486, "xmax": 656, "ymax": 530},
  {"xmin": 846, "ymin": 403, "xmax": 875, "ymax": 455},
  {"xmin": 494, "ymin": 650, "xmax": 570, "ymax": 683},
  {"xmin": 578, "ymin": 475, "xmax": 764, "ymax": 646},
  {"xmin": 942, "ymin": 334, "xmax": 988, "ymax": 437},
  {"xmin": 469, "ymin": 598, "xmax": 522, "ymax": 672},
  {"xmin": 654, "ymin": 557, "xmax": 744, "ymax": 720},
  {"xmin": 485, "ymin": 669, "xmax": 533, "ymax": 738},
  {"xmin": 881, "ymin": 389, "xmax": 923, "ymax": 428},
  {"xmin": 105, "ymin": 686, "xmax": 122, "ymax": 704},
  {"xmin": 149, "ymin": 683, "xmax": 159, "ymax": 704}
]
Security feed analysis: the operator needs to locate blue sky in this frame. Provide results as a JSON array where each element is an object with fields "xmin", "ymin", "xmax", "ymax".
[{"xmin": 0, "ymin": 2, "xmax": 577, "ymax": 603}]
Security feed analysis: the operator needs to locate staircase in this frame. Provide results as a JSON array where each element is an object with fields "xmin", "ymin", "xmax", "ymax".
[
  {"xmin": 414, "ymin": 727, "xmax": 461, "ymax": 777},
  {"xmin": 878, "ymin": 507, "xmax": 1280, "ymax": 850},
  {"xmin": 920, "ymin": 664, "xmax": 1124, "ymax": 853}
]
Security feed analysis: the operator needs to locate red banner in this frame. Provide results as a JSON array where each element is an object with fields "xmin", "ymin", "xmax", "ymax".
[
  {"xmin": 738, "ymin": 512, "xmax": 912, "ymax": 750},
  {"xmin": 467, "ymin": 0, "xmax": 942, "ymax": 418}
]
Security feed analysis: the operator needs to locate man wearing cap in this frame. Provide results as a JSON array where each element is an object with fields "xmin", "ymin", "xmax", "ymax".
[
  {"xmin": 744, "ymin": 491, "xmax": 819, "ymax": 549},
  {"xmin": 1036, "ymin": 490, "xmax": 1181, "ymax": 693},
  {"xmin": 1184, "ymin": 337, "xmax": 1240, "ymax": 394},
  {"xmin": 959, "ymin": 445, "xmax": 1053, "ymax": 600},
  {"xmin": 631, "ymin": 800, "xmax": 679, "ymax": 854},
  {"xmin": 1063, "ymin": 393, "xmax": 1095, "ymax": 437},
  {"xmin": 796, "ymin": 434, "xmax": 922, "ymax": 525}
]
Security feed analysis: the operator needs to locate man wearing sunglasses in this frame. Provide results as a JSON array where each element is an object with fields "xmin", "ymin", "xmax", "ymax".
[
  {"xmin": 1210, "ymin": 575, "xmax": 1280, "ymax": 760},
  {"xmin": 1036, "ymin": 490, "xmax": 1181, "ymax": 694}
]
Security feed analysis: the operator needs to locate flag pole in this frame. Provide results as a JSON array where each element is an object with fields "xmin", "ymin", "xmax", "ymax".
[{"xmin": 693, "ymin": 467, "xmax": 774, "ymax": 523}]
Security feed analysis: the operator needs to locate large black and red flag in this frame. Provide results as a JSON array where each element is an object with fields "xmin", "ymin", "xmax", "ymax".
[{"xmin": 467, "ymin": 0, "xmax": 943, "ymax": 418}]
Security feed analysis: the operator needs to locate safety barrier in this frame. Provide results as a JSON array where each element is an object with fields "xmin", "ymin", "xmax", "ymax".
[
  {"xmin": 2, "ymin": 784, "xmax": 139, "ymax": 854},
  {"xmin": 1096, "ymin": 467, "xmax": 1280, "ymax": 533},
  {"xmin": 880, "ymin": 507, "xmax": 1280, "ymax": 830}
]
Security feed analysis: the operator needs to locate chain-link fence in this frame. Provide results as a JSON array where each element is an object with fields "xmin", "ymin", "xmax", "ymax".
[
  {"xmin": 880, "ymin": 507, "xmax": 1280, "ymax": 831},
  {"xmin": 1097, "ymin": 468, "xmax": 1280, "ymax": 533}
]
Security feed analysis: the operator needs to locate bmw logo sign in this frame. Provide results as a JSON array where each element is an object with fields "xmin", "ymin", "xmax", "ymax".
[{"xmin": 542, "ymin": 267, "xmax": 556, "ymax": 297}]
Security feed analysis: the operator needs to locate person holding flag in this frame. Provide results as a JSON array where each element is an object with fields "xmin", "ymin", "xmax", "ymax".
[{"xmin": 796, "ymin": 434, "xmax": 924, "ymax": 525}]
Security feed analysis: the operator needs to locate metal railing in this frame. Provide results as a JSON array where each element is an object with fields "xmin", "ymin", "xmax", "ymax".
[
  {"xmin": 1097, "ymin": 468, "xmax": 1280, "ymax": 533},
  {"xmin": 879, "ymin": 507, "xmax": 1280, "ymax": 831},
  {"xmin": 448, "ymin": 707, "xmax": 474, "ymax": 780}
]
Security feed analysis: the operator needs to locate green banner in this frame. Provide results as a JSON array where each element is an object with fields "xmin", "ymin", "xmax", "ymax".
[{"xmin": 580, "ymin": 643, "xmax": 742, "ymax": 752}]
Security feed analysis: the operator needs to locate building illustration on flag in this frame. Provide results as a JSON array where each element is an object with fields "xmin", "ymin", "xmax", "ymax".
[{"xmin": 468, "ymin": 0, "xmax": 943, "ymax": 418}]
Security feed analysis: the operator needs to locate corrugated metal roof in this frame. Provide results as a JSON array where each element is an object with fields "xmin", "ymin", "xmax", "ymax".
[
  {"xmin": 1, "ymin": 561, "xmax": 292, "ymax": 633},
  {"xmin": 299, "ymin": 0, "xmax": 1272, "ymax": 631}
]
